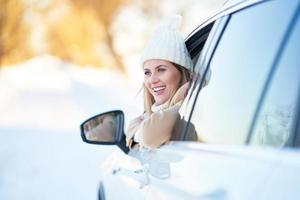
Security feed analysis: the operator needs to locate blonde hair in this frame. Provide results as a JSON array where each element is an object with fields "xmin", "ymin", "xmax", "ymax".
[{"xmin": 143, "ymin": 63, "xmax": 191, "ymax": 113}]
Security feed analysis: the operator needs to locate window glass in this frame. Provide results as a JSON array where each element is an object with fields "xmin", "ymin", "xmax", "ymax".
[
  {"xmin": 189, "ymin": 1, "xmax": 298, "ymax": 144},
  {"xmin": 250, "ymin": 16, "xmax": 300, "ymax": 147},
  {"xmin": 175, "ymin": 22, "xmax": 217, "ymax": 141}
]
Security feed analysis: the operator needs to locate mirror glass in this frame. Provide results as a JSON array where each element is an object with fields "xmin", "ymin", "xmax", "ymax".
[{"xmin": 82, "ymin": 112, "xmax": 120, "ymax": 143}]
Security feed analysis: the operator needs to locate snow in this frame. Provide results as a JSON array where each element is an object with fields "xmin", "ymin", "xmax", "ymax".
[{"xmin": 0, "ymin": 55, "xmax": 143, "ymax": 200}]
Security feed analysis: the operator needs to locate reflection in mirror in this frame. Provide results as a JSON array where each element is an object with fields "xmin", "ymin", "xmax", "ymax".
[{"xmin": 83, "ymin": 112, "xmax": 118, "ymax": 143}]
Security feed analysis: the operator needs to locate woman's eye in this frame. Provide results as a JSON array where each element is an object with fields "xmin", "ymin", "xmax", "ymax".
[
  {"xmin": 158, "ymin": 68, "xmax": 166, "ymax": 72},
  {"xmin": 144, "ymin": 71, "xmax": 151, "ymax": 76}
]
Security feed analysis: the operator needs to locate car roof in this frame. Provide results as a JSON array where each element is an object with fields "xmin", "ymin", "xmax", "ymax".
[
  {"xmin": 186, "ymin": 0, "xmax": 267, "ymax": 40},
  {"xmin": 223, "ymin": 0, "xmax": 259, "ymax": 8},
  {"xmin": 222, "ymin": 0, "xmax": 270, "ymax": 10}
]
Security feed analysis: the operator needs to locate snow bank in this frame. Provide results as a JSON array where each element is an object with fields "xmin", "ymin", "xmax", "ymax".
[{"xmin": 0, "ymin": 55, "xmax": 142, "ymax": 200}]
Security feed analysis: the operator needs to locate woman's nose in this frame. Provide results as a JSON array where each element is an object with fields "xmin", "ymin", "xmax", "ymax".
[{"xmin": 149, "ymin": 73, "xmax": 159, "ymax": 84}]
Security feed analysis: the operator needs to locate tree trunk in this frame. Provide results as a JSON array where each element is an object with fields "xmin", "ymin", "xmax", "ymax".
[{"xmin": 103, "ymin": 24, "xmax": 126, "ymax": 73}]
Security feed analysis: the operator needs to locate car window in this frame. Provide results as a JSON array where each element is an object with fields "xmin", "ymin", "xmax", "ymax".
[
  {"xmin": 186, "ymin": 22, "xmax": 214, "ymax": 60},
  {"xmin": 250, "ymin": 14, "xmax": 300, "ymax": 147},
  {"xmin": 172, "ymin": 23, "xmax": 216, "ymax": 141},
  {"xmin": 188, "ymin": 0, "xmax": 299, "ymax": 144}
]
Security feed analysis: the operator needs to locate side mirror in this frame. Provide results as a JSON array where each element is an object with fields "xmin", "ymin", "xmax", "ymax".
[{"xmin": 80, "ymin": 110, "xmax": 129, "ymax": 153}]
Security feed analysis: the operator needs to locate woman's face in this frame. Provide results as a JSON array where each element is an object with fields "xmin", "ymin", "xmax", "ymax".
[{"xmin": 143, "ymin": 59, "xmax": 181, "ymax": 105}]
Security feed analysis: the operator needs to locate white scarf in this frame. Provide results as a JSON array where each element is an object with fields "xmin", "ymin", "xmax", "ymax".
[{"xmin": 151, "ymin": 101, "xmax": 170, "ymax": 113}]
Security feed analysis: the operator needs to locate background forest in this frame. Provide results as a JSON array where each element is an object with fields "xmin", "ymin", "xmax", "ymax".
[{"xmin": 0, "ymin": 0, "xmax": 223, "ymax": 72}]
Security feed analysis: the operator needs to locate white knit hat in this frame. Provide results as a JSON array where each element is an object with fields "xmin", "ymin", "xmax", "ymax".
[{"xmin": 141, "ymin": 15, "xmax": 193, "ymax": 71}]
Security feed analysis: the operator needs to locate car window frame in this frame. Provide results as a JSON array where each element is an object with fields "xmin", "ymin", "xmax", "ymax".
[
  {"xmin": 170, "ymin": 22, "xmax": 217, "ymax": 141},
  {"xmin": 182, "ymin": 16, "xmax": 230, "ymax": 140},
  {"xmin": 185, "ymin": 22, "xmax": 214, "ymax": 60}
]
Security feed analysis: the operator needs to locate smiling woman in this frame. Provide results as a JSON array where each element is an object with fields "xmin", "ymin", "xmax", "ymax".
[
  {"xmin": 125, "ymin": 16, "xmax": 197, "ymax": 149},
  {"xmin": 143, "ymin": 60, "xmax": 182, "ymax": 105}
]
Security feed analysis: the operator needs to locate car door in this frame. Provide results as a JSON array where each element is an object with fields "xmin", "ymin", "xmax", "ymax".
[{"xmin": 140, "ymin": 0, "xmax": 300, "ymax": 199}]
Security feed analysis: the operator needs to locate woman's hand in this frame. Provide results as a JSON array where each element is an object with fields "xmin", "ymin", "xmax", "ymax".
[
  {"xmin": 125, "ymin": 112, "xmax": 150, "ymax": 148},
  {"xmin": 169, "ymin": 82, "xmax": 190, "ymax": 106}
]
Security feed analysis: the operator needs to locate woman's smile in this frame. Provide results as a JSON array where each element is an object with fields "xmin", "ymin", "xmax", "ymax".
[{"xmin": 152, "ymin": 85, "xmax": 166, "ymax": 94}]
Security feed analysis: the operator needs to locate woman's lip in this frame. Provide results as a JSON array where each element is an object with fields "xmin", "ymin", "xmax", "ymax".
[
  {"xmin": 152, "ymin": 87, "xmax": 166, "ymax": 96},
  {"xmin": 154, "ymin": 89, "xmax": 165, "ymax": 96}
]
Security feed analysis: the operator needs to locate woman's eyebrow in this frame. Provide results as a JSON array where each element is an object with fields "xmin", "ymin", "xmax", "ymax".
[
  {"xmin": 143, "ymin": 64, "xmax": 168, "ymax": 71},
  {"xmin": 155, "ymin": 65, "xmax": 168, "ymax": 69}
]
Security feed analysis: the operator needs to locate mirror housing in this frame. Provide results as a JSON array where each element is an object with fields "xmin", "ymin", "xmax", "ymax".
[{"xmin": 80, "ymin": 110, "xmax": 129, "ymax": 153}]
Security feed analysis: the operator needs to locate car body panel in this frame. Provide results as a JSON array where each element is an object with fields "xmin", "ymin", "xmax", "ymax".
[{"xmin": 100, "ymin": 143, "xmax": 300, "ymax": 200}]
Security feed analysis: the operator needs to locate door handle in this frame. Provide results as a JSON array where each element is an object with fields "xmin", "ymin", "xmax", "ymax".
[{"xmin": 112, "ymin": 166, "xmax": 150, "ymax": 188}]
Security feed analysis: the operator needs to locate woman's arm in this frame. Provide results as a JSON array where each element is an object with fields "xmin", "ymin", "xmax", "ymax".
[
  {"xmin": 126, "ymin": 114, "xmax": 148, "ymax": 148},
  {"xmin": 140, "ymin": 102, "xmax": 181, "ymax": 149}
]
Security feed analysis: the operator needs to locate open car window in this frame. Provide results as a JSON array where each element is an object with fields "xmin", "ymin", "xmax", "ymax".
[{"xmin": 171, "ymin": 22, "xmax": 215, "ymax": 141}]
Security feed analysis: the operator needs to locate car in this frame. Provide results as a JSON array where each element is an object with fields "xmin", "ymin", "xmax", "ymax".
[{"xmin": 80, "ymin": 0, "xmax": 300, "ymax": 199}]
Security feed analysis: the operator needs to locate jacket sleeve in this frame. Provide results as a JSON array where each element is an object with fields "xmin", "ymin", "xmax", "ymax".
[
  {"xmin": 169, "ymin": 82, "xmax": 190, "ymax": 106},
  {"xmin": 139, "ymin": 102, "xmax": 181, "ymax": 149},
  {"xmin": 126, "ymin": 112, "xmax": 153, "ymax": 148}
]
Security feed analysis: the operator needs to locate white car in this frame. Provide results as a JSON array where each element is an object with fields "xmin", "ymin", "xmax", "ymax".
[{"xmin": 80, "ymin": 0, "xmax": 300, "ymax": 199}]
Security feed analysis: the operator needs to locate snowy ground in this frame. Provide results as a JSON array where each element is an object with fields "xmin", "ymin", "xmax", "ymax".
[{"xmin": 0, "ymin": 55, "xmax": 143, "ymax": 200}]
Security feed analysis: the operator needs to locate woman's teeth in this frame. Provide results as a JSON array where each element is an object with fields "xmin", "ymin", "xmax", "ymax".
[{"xmin": 153, "ymin": 86, "xmax": 166, "ymax": 92}]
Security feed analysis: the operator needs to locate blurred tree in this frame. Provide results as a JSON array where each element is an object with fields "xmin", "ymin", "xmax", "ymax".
[
  {"xmin": 0, "ymin": 0, "xmax": 31, "ymax": 66},
  {"xmin": 46, "ymin": 0, "xmax": 127, "ymax": 72},
  {"xmin": 46, "ymin": 2, "xmax": 105, "ymax": 67},
  {"xmin": 71, "ymin": 0, "xmax": 128, "ymax": 72}
]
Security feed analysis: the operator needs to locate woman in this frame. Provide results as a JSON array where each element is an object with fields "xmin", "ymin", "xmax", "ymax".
[{"xmin": 126, "ymin": 16, "xmax": 197, "ymax": 149}]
